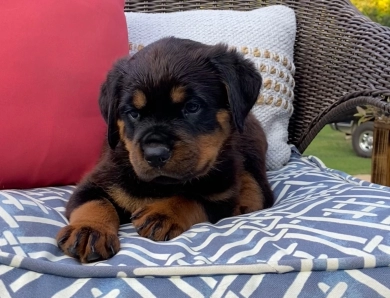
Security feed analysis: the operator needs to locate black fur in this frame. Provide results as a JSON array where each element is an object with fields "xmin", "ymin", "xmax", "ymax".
[{"xmin": 57, "ymin": 37, "xmax": 274, "ymax": 263}]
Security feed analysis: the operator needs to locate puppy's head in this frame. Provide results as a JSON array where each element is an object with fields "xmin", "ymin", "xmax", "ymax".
[{"xmin": 99, "ymin": 37, "xmax": 262, "ymax": 183}]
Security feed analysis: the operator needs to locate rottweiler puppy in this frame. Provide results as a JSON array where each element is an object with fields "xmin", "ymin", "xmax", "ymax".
[{"xmin": 56, "ymin": 37, "xmax": 274, "ymax": 263}]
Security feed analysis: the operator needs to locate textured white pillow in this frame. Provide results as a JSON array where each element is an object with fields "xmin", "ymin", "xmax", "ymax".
[{"xmin": 125, "ymin": 6, "xmax": 296, "ymax": 170}]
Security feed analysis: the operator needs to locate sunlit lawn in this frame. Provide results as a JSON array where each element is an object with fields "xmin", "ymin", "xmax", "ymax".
[{"xmin": 304, "ymin": 125, "xmax": 371, "ymax": 175}]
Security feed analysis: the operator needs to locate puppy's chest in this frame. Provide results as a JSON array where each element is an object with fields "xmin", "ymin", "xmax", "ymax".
[{"xmin": 108, "ymin": 177, "xmax": 239, "ymax": 213}]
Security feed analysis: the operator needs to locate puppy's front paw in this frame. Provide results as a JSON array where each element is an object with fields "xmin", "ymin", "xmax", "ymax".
[
  {"xmin": 56, "ymin": 222, "xmax": 120, "ymax": 263},
  {"xmin": 131, "ymin": 205, "xmax": 187, "ymax": 241}
]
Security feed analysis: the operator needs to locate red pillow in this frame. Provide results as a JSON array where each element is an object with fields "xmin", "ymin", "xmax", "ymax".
[{"xmin": 0, "ymin": 0, "xmax": 129, "ymax": 189}]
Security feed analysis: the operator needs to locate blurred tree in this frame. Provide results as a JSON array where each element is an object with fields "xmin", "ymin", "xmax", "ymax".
[{"xmin": 351, "ymin": 0, "xmax": 390, "ymax": 27}]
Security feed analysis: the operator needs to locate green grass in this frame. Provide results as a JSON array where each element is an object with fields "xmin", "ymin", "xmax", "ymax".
[{"xmin": 304, "ymin": 125, "xmax": 371, "ymax": 175}]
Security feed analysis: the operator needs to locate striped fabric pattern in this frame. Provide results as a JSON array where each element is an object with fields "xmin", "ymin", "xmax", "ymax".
[{"xmin": 1, "ymin": 147, "xmax": 390, "ymax": 296}]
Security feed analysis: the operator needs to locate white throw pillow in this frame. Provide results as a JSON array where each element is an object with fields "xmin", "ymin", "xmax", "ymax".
[{"xmin": 125, "ymin": 6, "xmax": 296, "ymax": 170}]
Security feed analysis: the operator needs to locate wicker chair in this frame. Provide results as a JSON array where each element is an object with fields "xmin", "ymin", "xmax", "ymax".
[
  {"xmin": 3, "ymin": 3, "xmax": 390, "ymax": 294},
  {"xmin": 124, "ymin": 0, "xmax": 390, "ymax": 185}
]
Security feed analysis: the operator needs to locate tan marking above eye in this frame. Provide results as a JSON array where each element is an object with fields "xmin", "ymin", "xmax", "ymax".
[
  {"xmin": 133, "ymin": 90, "xmax": 147, "ymax": 109},
  {"xmin": 171, "ymin": 86, "xmax": 186, "ymax": 103}
]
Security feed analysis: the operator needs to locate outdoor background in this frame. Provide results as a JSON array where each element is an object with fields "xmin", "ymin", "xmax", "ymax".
[{"xmin": 304, "ymin": 0, "xmax": 389, "ymax": 177}]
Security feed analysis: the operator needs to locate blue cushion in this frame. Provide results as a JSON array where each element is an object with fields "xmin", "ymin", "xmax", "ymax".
[{"xmin": 1, "ymin": 147, "xmax": 390, "ymax": 296}]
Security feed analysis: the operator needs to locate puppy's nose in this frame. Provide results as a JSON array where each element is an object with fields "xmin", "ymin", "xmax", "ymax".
[{"xmin": 143, "ymin": 144, "xmax": 171, "ymax": 168}]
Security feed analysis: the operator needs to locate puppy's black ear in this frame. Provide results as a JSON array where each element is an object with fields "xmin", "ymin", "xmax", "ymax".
[
  {"xmin": 99, "ymin": 58, "xmax": 128, "ymax": 149},
  {"xmin": 210, "ymin": 45, "xmax": 262, "ymax": 132}
]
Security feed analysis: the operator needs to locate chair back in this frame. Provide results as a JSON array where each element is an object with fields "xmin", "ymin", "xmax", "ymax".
[{"xmin": 124, "ymin": 0, "xmax": 390, "ymax": 152}]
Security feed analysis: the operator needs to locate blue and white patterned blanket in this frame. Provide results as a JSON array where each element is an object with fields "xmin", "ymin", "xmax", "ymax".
[{"xmin": 1, "ymin": 147, "xmax": 390, "ymax": 297}]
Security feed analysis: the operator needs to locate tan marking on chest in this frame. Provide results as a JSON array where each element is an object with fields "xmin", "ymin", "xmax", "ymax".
[{"xmin": 108, "ymin": 187, "xmax": 152, "ymax": 214}]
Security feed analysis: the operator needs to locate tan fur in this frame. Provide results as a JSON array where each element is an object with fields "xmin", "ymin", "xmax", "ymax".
[
  {"xmin": 117, "ymin": 120, "xmax": 133, "ymax": 153},
  {"xmin": 69, "ymin": 200, "xmax": 119, "ymax": 229},
  {"xmin": 171, "ymin": 86, "xmax": 186, "ymax": 103},
  {"xmin": 234, "ymin": 172, "xmax": 264, "ymax": 215},
  {"xmin": 108, "ymin": 187, "xmax": 153, "ymax": 213},
  {"xmin": 209, "ymin": 186, "xmax": 238, "ymax": 202},
  {"xmin": 132, "ymin": 196, "xmax": 208, "ymax": 240},
  {"xmin": 133, "ymin": 89, "xmax": 146, "ymax": 109},
  {"xmin": 119, "ymin": 109, "xmax": 233, "ymax": 182},
  {"xmin": 216, "ymin": 110, "xmax": 231, "ymax": 135},
  {"xmin": 57, "ymin": 200, "xmax": 120, "ymax": 263},
  {"xmin": 196, "ymin": 110, "xmax": 231, "ymax": 173}
]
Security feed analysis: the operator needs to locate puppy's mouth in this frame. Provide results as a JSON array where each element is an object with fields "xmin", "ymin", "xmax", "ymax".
[
  {"xmin": 131, "ymin": 137, "xmax": 214, "ymax": 184},
  {"xmin": 138, "ymin": 170, "xmax": 192, "ymax": 184},
  {"xmin": 136, "ymin": 161, "xmax": 211, "ymax": 185},
  {"xmin": 150, "ymin": 176, "xmax": 183, "ymax": 185}
]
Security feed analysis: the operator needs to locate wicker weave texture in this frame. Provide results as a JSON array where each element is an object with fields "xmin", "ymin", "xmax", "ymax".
[
  {"xmin": 124, "ymin": 0, "xmax": 390, "ymax": 152},
  {"xmin": 125, "ymin": 1, "xmax": 266, "ymax": 12}
]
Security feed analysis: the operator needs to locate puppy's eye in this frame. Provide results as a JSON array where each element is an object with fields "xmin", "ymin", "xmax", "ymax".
[
  {"xmin": 128, "ymin": 110, "xmax": 140, "ymax": 120},
  {"xmin": 184, "ymin": 102, "xmax": 200, "ymax": 114}
]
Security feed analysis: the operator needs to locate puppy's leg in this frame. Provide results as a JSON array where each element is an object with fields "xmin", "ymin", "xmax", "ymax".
[
  {"xmin": 56, "ymin": 184, "xmax": 120, "ymax": 263},
  {"xmin": 233, "ymin": 171, "xmax": 265, "ymax": 216},
  {"xmin": 131, "ymin": 197, "xmax": 208, "ymax": 241}
]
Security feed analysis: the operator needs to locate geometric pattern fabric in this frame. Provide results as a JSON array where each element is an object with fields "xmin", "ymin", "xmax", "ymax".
[{"xmin": 1, "ymin": 147, "xmax": 389, "ymax": 296}]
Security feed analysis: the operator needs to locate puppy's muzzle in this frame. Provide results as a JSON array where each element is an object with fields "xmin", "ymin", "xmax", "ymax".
[{"xmin": 143, "ymin": 144, "xmax": 171, "ymax": 168}]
